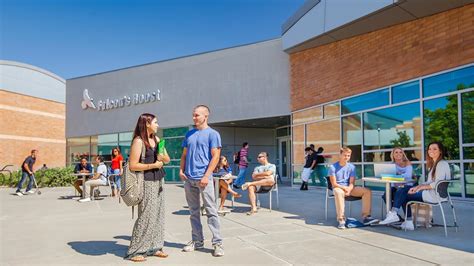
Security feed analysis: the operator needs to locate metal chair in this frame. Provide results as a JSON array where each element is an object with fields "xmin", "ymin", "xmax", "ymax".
[
  {"xmin": 324, "ymin": 176, "xmax": 362, "ymax": 220},
  {"xmin": 91, "ymin": 174, "xmax": 116, "ymax": 201},
  {"xmin": 405, "ymin": 180, "xmax": 458, "ymax": 237},
  {"xmin": 256, "ymin": 174, "xmax": 280, "ymax": 211}
]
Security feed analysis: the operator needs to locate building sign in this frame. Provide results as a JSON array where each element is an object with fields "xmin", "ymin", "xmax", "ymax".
[{"xmin": 81, "ymin": 89, "xmax": 161, "ymax": 111}]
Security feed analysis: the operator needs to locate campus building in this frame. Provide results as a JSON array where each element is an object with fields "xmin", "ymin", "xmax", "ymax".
[
  {"xmin": 283, "ymin": 0, "xmax": 474, "ymax": 198},
  {"xmin": 66, "ymin": 39, "xmax": 292, "ymax": 182},
  {"xmin": 0, "ymin": 60, "xmax": 66, "ymax": 170}
]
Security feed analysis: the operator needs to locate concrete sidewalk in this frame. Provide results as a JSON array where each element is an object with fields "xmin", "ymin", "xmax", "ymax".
[{"xmin": 1, "ymin": 184, "xmax": 473, "ymax": 265}]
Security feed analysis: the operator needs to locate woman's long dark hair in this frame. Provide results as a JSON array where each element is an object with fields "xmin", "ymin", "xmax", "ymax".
[
  {"xmin": 111, "ymin": 147, "xmax": 122, "ymax": 159},
  {"xmin": 132, "ymin": 113, "xmax": 156, "ymax": 148},
  {"xmin": 214, "ymin": 156, "xmax": 229, "ymax": 173},
  {"xmin": 426, "ymin": 141, "xmax": 445, "ymax": 180}
]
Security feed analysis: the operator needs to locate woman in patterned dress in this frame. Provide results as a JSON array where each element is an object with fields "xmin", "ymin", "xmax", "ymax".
[{"xmin": 125, "ymin": 113, "xmax": 170, "ymax": 262}]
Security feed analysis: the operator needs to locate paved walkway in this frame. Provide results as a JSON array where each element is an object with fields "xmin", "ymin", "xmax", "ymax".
[{"xmin": 1, "ymin": 184, "xmax": 473, "ymax": 265}]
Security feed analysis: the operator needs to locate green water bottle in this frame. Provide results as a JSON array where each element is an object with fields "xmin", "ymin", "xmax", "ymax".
[{"xmin": 158, "ymin": 139, "xmax": 166, "ymax": 155}]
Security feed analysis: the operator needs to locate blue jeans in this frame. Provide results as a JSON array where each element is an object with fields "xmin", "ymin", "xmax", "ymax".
[
  {"xmin": 16, "ymin": 171, "xmax": 34, "ymax": 193},
  {"xmin": 112, "ymin": 169, "xmax": 121, "ymax": 190},
  {"xmin": 393, "ymin": 187, "xmax": 424, "ymax": 218},
  {"xmin": 234, "ymin": 167, "xmax": 247, "ymax": 187}
]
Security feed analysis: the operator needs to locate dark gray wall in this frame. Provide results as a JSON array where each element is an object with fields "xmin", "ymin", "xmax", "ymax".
[{"xmin": 66, "ymin": 39, "xmax": 290, "ymax": 138}]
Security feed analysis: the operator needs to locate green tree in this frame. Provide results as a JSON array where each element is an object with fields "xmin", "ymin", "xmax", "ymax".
[{"xmin": 390, "ymin": 130, "xmax": 412, "ymax": 148}]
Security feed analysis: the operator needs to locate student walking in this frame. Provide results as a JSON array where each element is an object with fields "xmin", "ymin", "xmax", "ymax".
[
  {"xmin": 16, "ymin": 150, "xmax": 38, "ymax": 196},
  {"xmin": 179, "ymin": 105, "xmax": 224, "ymax": 257},
  {"xmin": 111, "ymin": 147, "xmax": 124, "ymax": 197},
  {"xmin": 233, "ymin": 142, "xmax": 249, "ymax": 188},
  {"xmin": 125, "ymin": 113, "xmax": 170, "ymax": 262}
]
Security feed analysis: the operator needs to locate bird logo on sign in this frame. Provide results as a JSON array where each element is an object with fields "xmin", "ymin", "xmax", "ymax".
[{"xmin": 81, "ymin": 89, "xmax": 96, "ymax": 110}]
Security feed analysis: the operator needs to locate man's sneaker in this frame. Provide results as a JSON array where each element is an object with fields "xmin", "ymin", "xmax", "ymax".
[
  {"xmin": 212, "ymin": 243, "xmax": 224, "ymax": 257},
  {"xmin": 78, "ymin": 198, "xmax": 91, "ymax": 203},
  {"xmin": 337, "ymin": 221, "xmax": 346, "ymax": 229},
  {"xmin": 379, "ymin": 211, "xmax": 400, "ymax": 225},
  {"xmin": 401, "ymin": 220, "xmax": 415, "ymax": 231},
  {"xmin": 182, "ymin": 240, "xmax": 204, "ymax": 252},
  {"xmin": 26, "ymin": 190, "xmax": 35, "ymax": 194},
  {"xmin": 241, "ymin": 183, "xmax": 250, "ymax": 191},
  {"xmin": 232, "ymin": 184, "xmax": 241, "ymax": 189},
  {"xmin": 363, "ymin": 216, "xmax": 379, "ymax": 225},
  {"xmin": 16, "ymin": 192, "xmax": 23, "ymax": 197}
]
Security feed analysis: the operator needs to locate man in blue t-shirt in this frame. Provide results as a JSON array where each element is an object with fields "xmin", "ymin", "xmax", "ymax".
[
  {"xmin": 179, "ymin": 105, "xmax": 224, "ymax": 257},
  {"xmin": 328, "ymin": 147, "xmax": 378, "ymax": 229},
  {"xmin": 16, "ymin": 149, "xmax": 38, "ymax": 196}
]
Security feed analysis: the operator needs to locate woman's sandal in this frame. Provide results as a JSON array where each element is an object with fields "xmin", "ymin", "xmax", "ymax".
[
  {"xmin": 153, "ymin": 250, "xmax": 168, "ymax": 258},
  {"xmin": 130, "ymin": 255, "xmax": 146, "ymax": 262},
  {"xmin": 246, "ymin": 209, "xmax": 258, "ymax": 216}
]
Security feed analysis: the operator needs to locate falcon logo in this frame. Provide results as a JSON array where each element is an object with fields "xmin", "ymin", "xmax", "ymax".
[{"xmin": 81, "ymin": 89, "xmax": 96, "ymax": 110}]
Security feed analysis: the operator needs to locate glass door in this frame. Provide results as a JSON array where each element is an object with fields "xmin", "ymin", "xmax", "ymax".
[{"xmin": 278, "ymin": 137, "xmax": 291, "ymax": 180}]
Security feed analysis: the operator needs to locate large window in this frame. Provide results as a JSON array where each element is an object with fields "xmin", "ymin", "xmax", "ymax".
[
  {"xmin": 342, "ymin": 114, "xmax": 362, "ymax": 162},
  {"xmin": 97, "ymin": 134, "xmax": 118, "ymax": 162},
  {"xmin": 462, "ymin": 91, "xmax": 474, "ymax": 144},
  {"xmin": 341, "ymin": 89, "xmax": 389, "ymax": 114},
  {"xmin": 66, "ymin": 137, "xmax": 91, "ymax": 165},
  {"xmin": 424, "ymin": 96, "xmax": 459, "ymax": 159},
  {"xmin": 423, "ymin": 66, "xmax": 474, "ymax": 97},
  {"xmin": 363, "ymin": 103, "xmax": 421, "ymax": 151},
  {"xmin": 392, "ymin": 80, "xmax": 419, "ymax": 104}
]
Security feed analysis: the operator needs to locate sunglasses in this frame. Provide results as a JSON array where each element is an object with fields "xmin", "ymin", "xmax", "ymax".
[{"xmin": 258, "ymin": 156, "xmax": 265, "ymax": 158}]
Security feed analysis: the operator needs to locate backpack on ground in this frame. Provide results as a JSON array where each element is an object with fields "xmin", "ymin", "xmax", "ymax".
[
  {"xmin": 120, "ymin": 139, "xmax": 146, "ymax": 218},
  {"xmin": 233, "ymin": 151, "xmax": 241, "ymax": 164}
]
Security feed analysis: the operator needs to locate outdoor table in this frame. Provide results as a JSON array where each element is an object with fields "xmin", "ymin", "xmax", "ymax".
[
  {"xmin": 72, "ymin": 173, "xmax": 92, "ymax": 198},
  {"xmin": 362, "ymin": 177, "xmax": 411, "ymax": 214}
]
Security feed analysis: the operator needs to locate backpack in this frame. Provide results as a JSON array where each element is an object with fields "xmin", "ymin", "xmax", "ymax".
[
  {"xmin": 233, "ymin": 151, "xmax": 241, "ymax": 164},
  {"xmin": 120, "ymin": 139, "xmax": 146, "ymax": 218}
]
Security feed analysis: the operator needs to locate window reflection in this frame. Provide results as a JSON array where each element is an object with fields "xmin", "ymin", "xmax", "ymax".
[
  {"xmin": 292, "ymin": 125, "xmax": 305, "ymax": 164},
  {"xmin": 448, "ymin": 163, "xmax": 462, "ymax": 197},
  {"xmin": 292, "ymin": 107, "xmax": 322, "ymax": 124},
  {"xmin": 462, "ymin": 91, "xmax": 474, "ymax": 143},
  {"xmin": 323, "ymin": 102, "xmax": 340, "ymax": 118},
  {"xmin": 119, "ymin": 132, "xmax": 133, "ymax": 161},
  {"xmin": 465, "ymin": 163, "xmax": 474, "ymax": 198},
  {"xmin": 341, "ymin": 89, "xmax": 389, "ymax": 114},
  {"xmin": 306, "ymin": 118, "xmax": 341, "ymax": 156},
  {"xmin": 67, "ymin": 137, "xmax": 90, "ymax": 165},
  {"xmin": 423, "ymin": 66, "xmax": 474, "ymax": 97},
  {"xmin": 97, "ymin": 134, "xmax": 118, "ymax": 162},
  {"xmin": 392, "ymin": 80, "xmax": 419, "ymax": 104},
  {"xmin": 363, "ymin": 149, "xmax": 422, "ymax": 163},
  {"xmin": 342, "ymin": 114, "xmax": 362, "ymax": 162},
  {"xmin": 363, "ymin": 103, "xmax": 421, "ymax": 151},
  {"xmin": 424, "ymin": 96, "xmax": 459, "ymax": 159},
  {"xmin": 464, "ymin": 147, "xmax": 474, "ymax": 160}
]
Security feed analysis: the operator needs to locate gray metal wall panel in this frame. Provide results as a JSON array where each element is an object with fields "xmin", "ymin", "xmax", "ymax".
[{"xmin": 66, "ymin": 39, "xmax": 290, "ymax": 138}]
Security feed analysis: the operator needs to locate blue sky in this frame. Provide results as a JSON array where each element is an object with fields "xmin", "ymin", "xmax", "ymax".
[{"xmin": 0, "ymin": 0, "xmax": 305, "ymax": 79}]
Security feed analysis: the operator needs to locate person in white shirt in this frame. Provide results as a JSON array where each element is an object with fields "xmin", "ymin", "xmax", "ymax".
[
  {"xmin": 79, "ymin": 156, "xmax": 108, "ymax": 203},
  {"xmin": 380, "ymin": 142, "xmax": 451, "ymax": 230}
]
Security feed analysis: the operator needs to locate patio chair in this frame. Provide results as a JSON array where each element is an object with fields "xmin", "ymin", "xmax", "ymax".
[
  {"xmin": 404, "ymin": 180, "xmax": 458, "ymax": 237},
  {"xmin": 324, "ymin": 176, "xmax": 362, "ymax": 220},
  {"xmin": 91, "ymin": 174, "xmax": 115, "ymax": 201},
  {"xmin": 256, "ymin": 174, "xmax": 280, "ymax": 211}
]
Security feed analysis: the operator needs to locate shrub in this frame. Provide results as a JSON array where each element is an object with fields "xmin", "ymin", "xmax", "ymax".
[{"xmin": 0, "ymin": 167, "xmax": 75, "ymax": 188}]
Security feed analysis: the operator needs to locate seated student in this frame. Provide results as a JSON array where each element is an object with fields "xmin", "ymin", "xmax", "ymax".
[
  {"xmin": 73, "ymin": 157, "xmax": 93, "ymax": 197},
  {"xmin": 329, "ymin": 147, "xmax": 378, "ymax": 229},
  {"xmin": 382, "ymin": 147, "xmax": 415, "ymax": 207},
  {"xmin": 214, "ymin": 156, "xmax": 241, "ymax": 211},
  {"xmin": 241, "ymin": 152, "xmax": 275, "ymax": 215},
  {"xmin": 79, "ymin": 156, "xmax": 107, "ymax": 202},
  {"xmin": 380, "ymin": 142, "xmax": 451, "ymax": 230}
]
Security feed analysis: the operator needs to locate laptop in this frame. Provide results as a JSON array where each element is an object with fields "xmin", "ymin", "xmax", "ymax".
[{"xmin": 373, "ymin": 163, "xmax": 397, "ymax": 178}]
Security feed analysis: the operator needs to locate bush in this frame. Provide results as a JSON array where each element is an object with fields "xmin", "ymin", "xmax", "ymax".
[{"xmin": 0, "ymin": 167, "xmax": 75, "ymax": 188}]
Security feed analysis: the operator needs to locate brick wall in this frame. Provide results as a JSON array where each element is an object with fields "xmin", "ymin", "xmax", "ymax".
[
  {"xmin": 0, "ymin": 90, "xmax": 65, "ymax": 171},
  {"xmin": 290, "ymin": 4, "xmax": 474, "ymax": 111}
]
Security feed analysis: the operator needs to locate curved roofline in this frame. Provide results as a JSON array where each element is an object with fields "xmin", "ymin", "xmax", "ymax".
[
  {"xmin": 68, "ymin": 37, "xmax": 282, "ymax": 81},
  {"xmin": 0, "ymin": 60, "xmax": 65, "ymax": 84}
]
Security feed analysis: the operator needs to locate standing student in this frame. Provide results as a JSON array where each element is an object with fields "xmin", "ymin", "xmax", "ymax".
[
  {"xmin": 301, "ymin": 147, "xmax": 316, "ymax": 190},
  {"xmin": 233, "ymin": 142, "xmax": 249, "ymax": 188},
  {"xmin": 180, "ymin": 105, "xmax": 224, "ymax": 257},
  {"xmin": 16, "ymin": 150, "xmax": 38, "ymax": 196},
  {"xmin": 125, "ymin": 113, "xmax": 170, "ymax": 262},
  {"xmin": 380, "ymin": 142, "xmax": 451, "ymax": 230},
  {"xmin": 111, "ymin": 147, "xmax": 124, "ymax": 197}
]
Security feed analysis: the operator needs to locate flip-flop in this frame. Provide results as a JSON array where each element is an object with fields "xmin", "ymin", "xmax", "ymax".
[
  {"xmin": 130, "ymin": 255, "xmax": 146, "ymax": 262},
  {"xmin": 153, "ymin": 250, "xmax": 168, "ymax": 258},
  {"xmin": 246, "ymin": 210, "xmax": 258, "ymax": 215}
]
